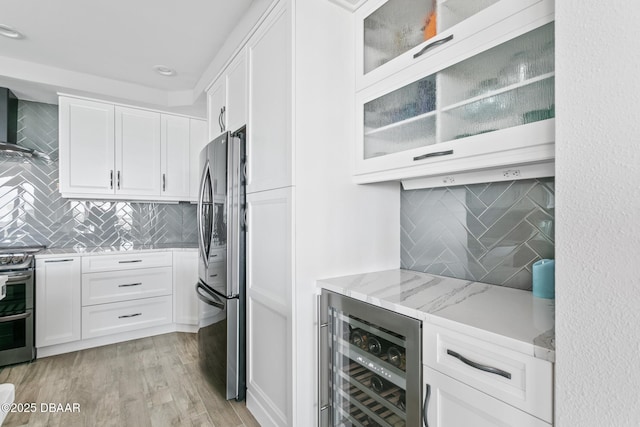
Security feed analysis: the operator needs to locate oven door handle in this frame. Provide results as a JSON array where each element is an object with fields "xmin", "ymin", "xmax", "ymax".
[
  {"xmin": 6, "ymin": 274, "xmax": 31, "ymax": 283},
  {"xmin": 0, "ymin": 312, "xmax": 32, "ymax": 323}
]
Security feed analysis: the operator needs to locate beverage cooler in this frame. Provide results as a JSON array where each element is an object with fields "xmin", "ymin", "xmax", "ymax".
[{"xmin": 319, "ymin": 290, "xmax": 423, "ymax": 427}]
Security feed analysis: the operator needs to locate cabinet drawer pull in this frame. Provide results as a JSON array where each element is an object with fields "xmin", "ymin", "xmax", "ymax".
[
  {"xmin": 446, "ymin": 349, "xmax": 512, "ymax": 379},
  {"xmin": 118, "ymin": 313, "xmax": 142, "ymax": 319},
  {"xmin": 414, "ymin": 149, "xmax": 454, "ymax": 161},
  {"xmin": 413, "ymin": 34, "xmax": 454, "ymax": 59},
  {"xmin": 118, "ymin": 283, "xmax": 142, "ymax": 288},
  {"xmin": 118, "ymin": 260, "xmax": 142, "ymax": 264},
  {"xmin": 209, "ymin": 274, "xmax": 218, "ymax": 278},
  {"xmin": 44, "ymin": 259, "xmax": 73, "ymax": 263}
]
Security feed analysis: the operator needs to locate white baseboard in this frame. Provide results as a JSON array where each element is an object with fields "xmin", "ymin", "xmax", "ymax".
[
  {"xmin": 36, "ymin": 323, "xmax": 198, "ymax": 358},
  {"xmin": 247, "ymin": 389, "xmax": 283, "ymax": 427}
]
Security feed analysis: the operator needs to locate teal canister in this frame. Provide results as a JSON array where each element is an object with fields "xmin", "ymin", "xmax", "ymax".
[{"xmin": 532, "ymin": 259, "xmax": 555, "ymax": 299}]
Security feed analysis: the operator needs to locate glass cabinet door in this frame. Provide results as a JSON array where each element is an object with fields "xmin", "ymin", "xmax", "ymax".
[
  {"xmin": 359, "ymin": 21, "xmax": 554, "ymax": 168},
  {"xmin": 330, "ymin": 312, "xmax": 413, "ymax": 426},
  {"xmin": 362, "ymin": 0, "xmax": 501, "ymax": 76}
]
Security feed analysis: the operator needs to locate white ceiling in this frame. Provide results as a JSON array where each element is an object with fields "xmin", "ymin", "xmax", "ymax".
[{"xmin": 0, "ymin": 0, "xmax": 254, "ymax": 115}]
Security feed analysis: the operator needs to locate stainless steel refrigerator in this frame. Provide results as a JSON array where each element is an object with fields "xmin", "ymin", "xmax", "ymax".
[{"xmin": 195, "ymin": 129, "xmax": 246, "ymax": 401}]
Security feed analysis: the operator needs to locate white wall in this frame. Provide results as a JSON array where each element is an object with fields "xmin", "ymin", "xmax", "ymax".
[
  {"xmin": 293, "ymin": 0, "xmax": 400, "ymax": 426},
  {"xmin": 555, "ymin": 1, "xmax": 640, "ymax": 426}
]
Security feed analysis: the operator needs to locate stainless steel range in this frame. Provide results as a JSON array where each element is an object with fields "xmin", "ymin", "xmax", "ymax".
[{"xmin": 0, "ymin": 246, "xmax": 43, "ymax": 366}]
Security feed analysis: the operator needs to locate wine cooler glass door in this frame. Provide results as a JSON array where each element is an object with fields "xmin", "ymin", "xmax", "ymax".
[{"xmin": 321, "ymin": 290, "xmax": 421, "ymax": 427}]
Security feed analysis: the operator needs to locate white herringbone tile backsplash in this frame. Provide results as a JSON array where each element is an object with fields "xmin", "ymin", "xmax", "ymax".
[{"xmin": 401, "ymin": 178, "xmax": 555, "ymax": 290}]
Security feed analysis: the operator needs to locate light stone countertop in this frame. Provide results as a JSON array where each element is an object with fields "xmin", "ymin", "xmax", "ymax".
[
  {"xmin": 318, "ymin": 269, "xmax": 555, "ymax": 363},
  {"xmin": 35, "ymin": 244, "xmax": 197, "ymax": 259}
]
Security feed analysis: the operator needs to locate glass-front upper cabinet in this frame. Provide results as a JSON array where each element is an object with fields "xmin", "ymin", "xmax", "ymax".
[
  {"xmin": 355, "ymin": 5, "xmax": 555, "ymax": 185},
  {"xmin": 356, "ymin": 0, "xmax": 544, "ymax": 90}
]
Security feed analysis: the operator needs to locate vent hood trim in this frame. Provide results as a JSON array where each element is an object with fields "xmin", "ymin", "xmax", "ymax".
[{"xmin": 0, "ymin": 141, "xmax": 52, "ymax": 161}]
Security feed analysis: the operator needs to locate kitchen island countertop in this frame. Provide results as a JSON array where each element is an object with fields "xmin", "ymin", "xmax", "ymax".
[{"xmin": 318, "ymin": 269, "xmax": 555, "ymax": 362}]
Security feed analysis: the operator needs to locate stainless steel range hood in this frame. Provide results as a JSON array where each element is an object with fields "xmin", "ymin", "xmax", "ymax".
[{"xmin": 0, "ymin": 87, "xmax": 51, "ymax": 161}]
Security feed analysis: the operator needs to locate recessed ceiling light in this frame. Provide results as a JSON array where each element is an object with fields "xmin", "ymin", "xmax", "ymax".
[
  {"xmin": 153, "ymin": 65, "xmax": 176, "ymax": 77},
  {"xmin": 0, "ymin": 24, "xmax": 24, "ymax": 39}
]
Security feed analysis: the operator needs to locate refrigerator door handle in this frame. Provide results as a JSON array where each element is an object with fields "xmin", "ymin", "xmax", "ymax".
[
  {"xmin": 227, "ymin": 133, "xmax": 243, "ymax": 297},
  {"xmin": 197, "ymin": 161, "xmax": 212, "ymax": 269},
  {"xmin": 195, "ymin": 282, "xmax": 225, "ymax": 310}
]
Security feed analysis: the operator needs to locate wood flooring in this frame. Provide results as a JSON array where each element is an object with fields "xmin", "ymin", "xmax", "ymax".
[{"xmin": 0, "ymin": 332, "xmax": 260, "ymax": 427}]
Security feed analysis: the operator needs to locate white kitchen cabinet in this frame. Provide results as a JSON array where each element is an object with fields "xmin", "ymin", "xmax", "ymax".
[
  {"xmin": 35, "ymin": 257, "xmax": 81, "ymax": 348},
  {"xmin": 424, "ymin": 323, "xmax": 553, "ymax": 425},
  {"xmin": 423, "ymin": 366, "xmax": 551, "ymax": 427},
  {"xmin": 353, "ymin": 0, "xmax": 556, "ymax": 188},
  {"xmin": 173, "ymin": 250, "xmax": 199, "ymax": 325},
  {"xmin": 246, "ymin": 7, "xmax": 291, "ymax": 194},
  {"xmin": 59, "ymin": 95, "xmax": 197, "ymax": 201},
  {"xmin": 246, "ymin": 186, "xmax": 293, "ymax": 427},
  {"xmin": 189, "ymin": 118, "xmax": 208, "ymax": 202},
  {"xmin": 82, "ymin": 296, "xmax": 172, "ymax": 339},
  {"xmin": 160, "ymin": 114, "xmax": 190, "ymax": 200},
  {"xmin": 115, "ymin": 106, "xmax": 162, "ymax": 197},
  {"xmin": 81, "ymin": 251, "xmax": 173, "ymax": 340},
  {"xmin": 207, "ymin": 49, "xmax": 248, "ymax": 141},
  {"xmin": 226, "ymin": 50, "xmax": 248, "ymax": 133},
  {"xmin": 59, "ymin": 97, "xmax": 115, "ymax": 196},
  {"xmin": 81, "ymin": 267, "xmax": 173, "ymax": 306},
  {"xmin": 355, "ymin": 0, "xmax": 544, "ymax": 90}
]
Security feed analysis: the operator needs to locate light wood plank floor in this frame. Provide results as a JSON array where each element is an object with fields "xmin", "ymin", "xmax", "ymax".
[{"xmin": 0, "ymin": 332, "xmax": 259, "ymax": 427}]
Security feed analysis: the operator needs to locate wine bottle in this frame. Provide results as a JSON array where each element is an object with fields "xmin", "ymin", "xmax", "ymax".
[
  {"xmin": 350, "ymin": 329, "xmax": 368, "ymax": 349},
  {"xmin": 397, "ymin": 390, "xmax": 406, "ymax": 411},
  {"xmin": 370, "ymin": 374, "xmax": 392, "ymax": 393},
  {"xmin": 341, "ymin": 322, "xmax": 352, "ymax": 341},
  {"xmin": 386, "ymin": 346, "xmax": 406, "ymax": 370},
  {"xmin": 367, "ymin": 336, "xmax": 390, "ymax": 356}
]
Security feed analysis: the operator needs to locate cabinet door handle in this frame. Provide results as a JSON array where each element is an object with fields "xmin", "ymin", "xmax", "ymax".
[
  {"xmin": 110, "ymin": 170, "xmax": 114, "ymax": 189},
  {"xmin": 414, "ymin": 149, "xmax": 454, "ymax": 161},
  {"xmin": 118, "ymin": 313, "xmax": 142, "ymax": 319},
  {"xmin": 162, "ymin": 173, "xmax": 166, "ymax": 191},
  {"xmin": 218, "ymin": 108, "xmax": 224, "ymax": 132},
  {"xmin": 117, "ymin": 171, "xmax": 121, "ymax": 189},
  {"xmin": 413, "ymin": 34, "xmax": 454, "ymax": 59},
  {"xmin": 446, "ymin": 349, "xmax": 512, "ymax": 379},
  {"xmin": 44, "ymin": 259, "xmax": 73, "ymax": 263},
  {"xmin": 221, "ymin": 106, "xmax": 226, "ymax": 131},
  {"xmin": 118, "ymin": 283, "xmax": 142, "ymax": 288},
  {"xmin": 423, "ymin": 383, "xmax": 431, "ymax": 427}
]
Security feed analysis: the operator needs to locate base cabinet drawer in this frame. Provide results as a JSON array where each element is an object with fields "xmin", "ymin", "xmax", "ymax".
[
  {"xmin": 82, "ymin": 296, "xmax": 172, "ymax": 339},
  {"xmin": 424, "ymin": 366, "xmax": 551, "ymax": 427},
  {"xmin": 82, "ymin": 267, "xmax": 172, "ymax": 306},
  {"xmin": 82, "ymin": 251, "xmax": 172, "ymax": 273},
  {"xmin": 424, "ymin": 325, "xmax": 553, "ymax": 423}
]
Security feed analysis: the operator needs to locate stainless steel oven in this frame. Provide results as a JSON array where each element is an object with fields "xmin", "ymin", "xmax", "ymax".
[{"xmin": 0, "ymin": 247, "xmax": 41, "ymax": 366}]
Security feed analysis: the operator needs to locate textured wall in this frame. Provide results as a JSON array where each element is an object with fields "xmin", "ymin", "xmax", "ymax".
[
  {"xmin": 555, "ymin": 1, "xmax": 640, "ymax": 426},
  {"xmin": 401, "ymin": 178, "xmax": 554, "ymax": 290},
  {"xmin": 0, "ymin": 100, "xmax": 197, "ymax": 249}
]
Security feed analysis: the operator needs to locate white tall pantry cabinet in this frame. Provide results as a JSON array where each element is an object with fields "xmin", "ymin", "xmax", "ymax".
[{"xmin": 205, "ymin": 1, "xmax": 399, "ymax": 426}]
